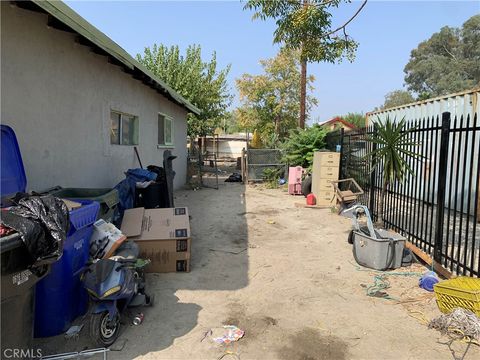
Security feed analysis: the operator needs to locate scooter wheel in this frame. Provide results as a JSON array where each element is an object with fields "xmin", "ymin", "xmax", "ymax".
[
  {"xmin": 347, "ymin": 230, "xmax": 354, "ymax": 245},
  {"xmin": 146, "ymin": 294, "xmax": 155, "ymax": 307},
  {"xmin": 90, "ymin": 311, "xmax": 120, "ymax": 347}
]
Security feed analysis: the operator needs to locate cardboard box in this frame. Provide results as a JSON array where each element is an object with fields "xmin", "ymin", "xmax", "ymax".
[
  {"xmin": 121, "ymin": 207, "xmax": 191, "ymax": 273},
  {"xmin": 90, "ymin": 219, "xmax": 127, "ymax": 259}
]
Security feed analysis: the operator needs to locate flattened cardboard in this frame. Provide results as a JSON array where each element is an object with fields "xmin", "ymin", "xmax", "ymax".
[{"xmin": 121, "ymin": 207, "xmax": 144, "ymax": 237}]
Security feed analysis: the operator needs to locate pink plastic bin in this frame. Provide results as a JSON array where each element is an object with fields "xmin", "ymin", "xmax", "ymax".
[{"xmin": 288, "ymin": 166, "xmax": 304, "ymax": 195}]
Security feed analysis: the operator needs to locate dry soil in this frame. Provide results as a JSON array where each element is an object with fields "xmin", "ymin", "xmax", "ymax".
[{"xmin": 36, "ymin": 180, "xmax": 480, "ymax": 360}]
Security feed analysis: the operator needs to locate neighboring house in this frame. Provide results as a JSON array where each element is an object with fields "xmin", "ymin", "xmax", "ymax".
[
  {"xmin": 204, "ymin": 134, "xmax": 251, "ymax": 160},
  {"xmin": 320, "ymin": 117, "xmax": 358, "ymax": 132},
  {"xmin": 1, "ymin": 1, "xmax": 200, "ymax": 191}
]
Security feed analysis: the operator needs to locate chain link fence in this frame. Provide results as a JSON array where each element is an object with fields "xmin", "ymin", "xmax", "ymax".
[{"xmin": 246, "ymin": 149, "xmax": 286, "ymax": 182}]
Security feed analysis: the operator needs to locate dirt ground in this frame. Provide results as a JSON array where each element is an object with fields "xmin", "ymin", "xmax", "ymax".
[{"xmin": 36, "ymin": 179, "xmax": 480, "ymax": 360}]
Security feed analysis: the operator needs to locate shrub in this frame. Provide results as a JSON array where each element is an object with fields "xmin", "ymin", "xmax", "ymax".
[
  {"xmin": 262, "ymin": 168, "xmax": 282, "ymax": 189},
  {"xmin": 281, "ymin": 125, "xmax": 327, "ymax": 170}
]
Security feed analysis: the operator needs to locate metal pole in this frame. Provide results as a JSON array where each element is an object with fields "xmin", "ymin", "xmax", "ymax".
[
  {"xmin": 338, "ymin": 128, "xmax": 345, "ymax": 180},
  {"xmin": 241, "ymin": 148, "xmax": 246, "ymax": 184},
  {"xmin": 369, "ymin": 125, "xmax": 377, "ymax": 215},
  {"xmin": 433, "ymin": 112, "xmax": 451, "ymax": 262}
]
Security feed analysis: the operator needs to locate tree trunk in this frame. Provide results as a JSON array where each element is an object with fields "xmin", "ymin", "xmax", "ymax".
[
  {"xmin": 274, "ymin": 115, "xmax": 280, "ymax": 137},
  {"xmin": 299, "ymin": 0, "xmax": 309, "ymax": 130},
  {"xmin": 299, "ymin": 59, "xmax": 307, "ymax": 129},
  {"xmin": 378, "ymin": 179, "xmax": 388, "ymax": 227}
]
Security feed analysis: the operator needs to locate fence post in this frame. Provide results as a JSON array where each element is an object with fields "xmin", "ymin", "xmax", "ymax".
[
  {"xmin": 338, "ymin": 128, "xmax": 345, "ymax": 179},
  {"xmin": 241, "ymin": 148, "xmax": 246, "ymax": 184},
  {"xmin": 369, "ymin": 125, "xmax": 377, "ymax": 216},
  {"xmin": 433, "ymin": 112, "xmax": 451, "ymax": 263}
]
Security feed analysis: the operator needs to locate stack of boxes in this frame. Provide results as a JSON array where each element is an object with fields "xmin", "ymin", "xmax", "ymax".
[
  {"xmin": 311, "ymin": 152, "xmax": 340, "ymax": 206},
  {"xmin": 121, "ymin": 207, "xmax": 191, "ymax": 273}
]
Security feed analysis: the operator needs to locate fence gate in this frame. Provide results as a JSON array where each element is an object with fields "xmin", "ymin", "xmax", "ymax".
[
  {"xmin": 334, "ymin": 112, "xmax": 480, "ymax": 277},
  {"xmin": 246, "ymin": 149, "xmax": 285, "ymax": 182}
]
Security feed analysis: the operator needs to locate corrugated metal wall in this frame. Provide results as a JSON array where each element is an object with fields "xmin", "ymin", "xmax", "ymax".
[
  {"xmin": 366, "ymin": 88, "xmax": 480, "ymax": 215},
  {"xmin": 367, "ymin": 88, "xmax": 479, "ymax": 125}
]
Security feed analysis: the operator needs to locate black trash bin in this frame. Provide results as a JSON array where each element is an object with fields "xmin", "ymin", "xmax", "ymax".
[
  {"xmin": 135, "ymin": 165, "xmax": 170, "ymax": 209},
  {"xmin": 1, "ymin": 233, "xmax": 48, "ymax": 356},
  {"xmin": 1, "ymin": 125, "xmax": 51, "ymax": 356}
]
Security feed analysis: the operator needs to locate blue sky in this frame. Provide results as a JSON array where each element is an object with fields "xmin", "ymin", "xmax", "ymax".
[{"xmin": 65, "ymin": 0, "xmax": 479, "ymax": 123}]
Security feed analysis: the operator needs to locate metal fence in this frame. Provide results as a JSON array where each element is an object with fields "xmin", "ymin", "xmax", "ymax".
[
  {"xmin": 328, "ymin": 112, "xmax": 480, "ymax": 277},
  {"xmin": 246, "ymin": 149, "xmax": 285, "ymax": 181}
]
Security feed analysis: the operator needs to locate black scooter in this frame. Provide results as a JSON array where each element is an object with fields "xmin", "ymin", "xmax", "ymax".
[{"xmin": 80, "ymin": 242, "xmax": 154, "ymax": 346}]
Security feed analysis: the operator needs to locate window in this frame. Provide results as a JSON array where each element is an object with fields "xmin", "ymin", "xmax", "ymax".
[
  {"xmin": 110, "ymin": 111, "xmax": 139, "ymax": 145},
  {"xmin": 158, "ymin": 113, "xmax": 174, "ymax": 147}
]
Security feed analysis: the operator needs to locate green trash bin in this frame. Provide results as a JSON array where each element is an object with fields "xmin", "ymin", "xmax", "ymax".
[{"xmin": 50, "ymin": 188, "xmax": 119, "ymax": 222}]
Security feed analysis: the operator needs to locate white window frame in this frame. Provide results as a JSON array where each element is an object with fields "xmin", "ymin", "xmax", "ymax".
[
  {"xmin": 110, "ymin": 110, "xmax": 139, "ymax": 146},
  {"xmin": 157, "ymin": 113, "xmax": 174, "ymax": 148}
]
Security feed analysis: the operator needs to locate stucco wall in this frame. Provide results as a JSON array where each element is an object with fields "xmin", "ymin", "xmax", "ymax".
[
  {"xmin": 205, "ymin": 139, "xmax": 247, "ymax": 159},
  {"xmin": 1, "ymin": 3, "xmax": 189, "ymax": 191}
]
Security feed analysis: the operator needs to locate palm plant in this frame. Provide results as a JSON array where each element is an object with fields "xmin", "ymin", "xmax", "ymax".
[{"xmin": 366, "ymin": 116, "xmax": 421, "ymax": 226}]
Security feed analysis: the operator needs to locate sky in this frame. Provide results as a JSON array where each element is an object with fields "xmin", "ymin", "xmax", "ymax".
[{"xmin": 65, "ymin": 0, "xmax": 479, "ymax": 124}]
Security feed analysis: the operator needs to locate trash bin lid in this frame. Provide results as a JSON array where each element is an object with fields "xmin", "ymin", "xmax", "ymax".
[{"xmin": 1, "ymin": 125, "xmax": 27, "ymax": 197}]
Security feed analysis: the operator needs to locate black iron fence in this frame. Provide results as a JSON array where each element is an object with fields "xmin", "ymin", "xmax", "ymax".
[{"xmin": 326, "ymin": 112, "xmax": 480, "ymax": 277}]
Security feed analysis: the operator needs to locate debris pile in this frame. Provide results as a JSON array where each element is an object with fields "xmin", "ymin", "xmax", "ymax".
[{"xmin": 429, "ymin": 308, "xmax": 480, "ymax": 342}]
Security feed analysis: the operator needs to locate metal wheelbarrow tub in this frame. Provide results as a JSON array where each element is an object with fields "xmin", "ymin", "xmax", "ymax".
[
  {"xmin": 343, "ymin": 205, "xmax": 406, "ymax": 271},
  {"xmin": 352, "ymin": 229, "xmax": 406, "ymax": 271}
]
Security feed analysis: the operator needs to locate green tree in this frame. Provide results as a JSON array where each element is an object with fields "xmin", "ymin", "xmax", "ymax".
[
  {"xmin": 137, "ymin": 44, "xmax": 232, "ymax": 137},
  {"xmin": 382, "ymin": 90, "xmax": 415, "ymax": 109},
  {"xmin": 404, "ymin": 15, "xmax": 480, "ymax": 97},
  {"xmin": 366, "ymin": 116, "xmax": 420, "ymax": 225},
  {"xmin": 221, "ymin": 111, "xmax": 245, "ymax": 134},
  {"xmin": 244, "ymin": 0, "xmax": 366, "ymax": 129},
  {"xmin": 235, "ymin": 48, "xmax": 317, "ymax": 143}
]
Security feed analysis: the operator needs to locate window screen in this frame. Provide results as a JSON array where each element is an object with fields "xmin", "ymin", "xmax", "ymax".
[
  {"xmin": 158, "ymin": 114, "xmax": 173, "ymax": 146},
  {"xmin": 110, "ymin": 110, "xmax": 139, "ymax": 145}
]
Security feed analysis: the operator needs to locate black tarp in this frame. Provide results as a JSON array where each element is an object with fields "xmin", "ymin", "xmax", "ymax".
[{"xmin": 1, "ymin": 195, "xmax": 69, "ymax": 267}]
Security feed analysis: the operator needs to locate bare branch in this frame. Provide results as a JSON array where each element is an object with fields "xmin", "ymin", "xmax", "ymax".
[
  {"xmin": 324, "ymin": 0, "xmax": 368, "ymax": 38},
  {"xmin": 442, "ymin": 45, "xmax": 457, "ymax": 60}
]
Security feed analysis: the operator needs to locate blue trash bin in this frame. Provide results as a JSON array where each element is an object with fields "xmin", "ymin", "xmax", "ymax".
[{"xmin": 34, "ymin": 199, "xmax": 99, "ymax": 337}]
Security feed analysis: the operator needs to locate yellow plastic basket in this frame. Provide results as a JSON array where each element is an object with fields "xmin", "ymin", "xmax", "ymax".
[{"xmin": 433, "ymin": 277, "xmax": 480, "ymax": 317}]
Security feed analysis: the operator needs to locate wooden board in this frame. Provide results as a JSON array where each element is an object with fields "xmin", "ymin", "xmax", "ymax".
[{"xmin": 404, "ymin": 241, "xmax": 454, "ymax": 279}]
